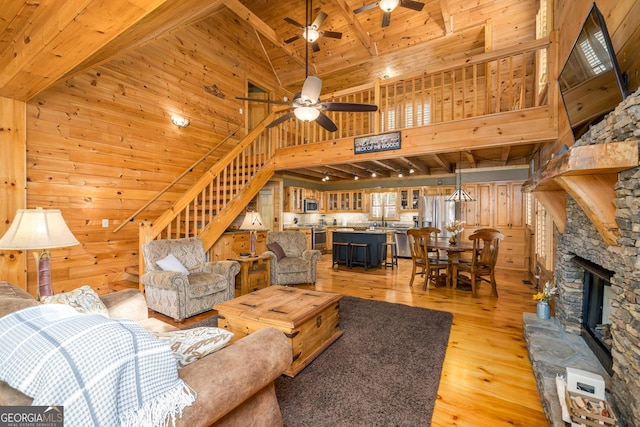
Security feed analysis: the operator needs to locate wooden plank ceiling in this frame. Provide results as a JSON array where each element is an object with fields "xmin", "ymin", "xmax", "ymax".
[{"xmin": 0, "ymin": 0, "xmax": 545, "ymax": 182}]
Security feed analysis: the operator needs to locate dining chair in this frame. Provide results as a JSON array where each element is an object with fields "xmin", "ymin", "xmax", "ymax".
[
  {"xmin": 420, "ymin": 227, "xmax": 443, "ymax": 262},
  {"xmin": 457, "ymin": 229, "xmax": 504, "ymax": 297},
  {"xmin": 407, "ymin": 228, "xmax": 448, "ymax": 290}
]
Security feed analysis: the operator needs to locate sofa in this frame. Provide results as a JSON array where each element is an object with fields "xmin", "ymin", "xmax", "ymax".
[
  {"xmin": 263, "ymin": 231, "xmax": 322, "ymax": 286},
  {"xmin": 0, "ymin": 281, "xmax": 292, "ymax": 426},
  {"xmin": 141, "ymin": 237, "xmax": 240, "ymax": 323}
]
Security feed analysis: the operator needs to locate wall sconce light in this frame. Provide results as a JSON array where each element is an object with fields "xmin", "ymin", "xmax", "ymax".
[{"xmin": 171, "ymin": 115, "xmax": 190, "ymax": 128}]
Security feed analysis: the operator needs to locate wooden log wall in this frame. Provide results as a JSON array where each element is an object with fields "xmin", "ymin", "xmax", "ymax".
[
  {"xmin": 548, "ymin": 0, "xmax": 640, "ymax": 158},
  {"xmin": 23, "ymin": 9, "xmax": 277, "ymax": 295}
]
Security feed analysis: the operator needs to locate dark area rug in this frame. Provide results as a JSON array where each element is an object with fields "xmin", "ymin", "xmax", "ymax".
[{"xmin": 274, "ymin": 296, "xmax": 453, "ymax": 427}]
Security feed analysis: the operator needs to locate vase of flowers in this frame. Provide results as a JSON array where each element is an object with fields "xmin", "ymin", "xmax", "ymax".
[
  {"xmin": 445, "ymin": 220, "xmax": 465, "ymax": 244},
  {"xmin": 533, "ymin": 282, "xmax": 557, "ymax": 319}
]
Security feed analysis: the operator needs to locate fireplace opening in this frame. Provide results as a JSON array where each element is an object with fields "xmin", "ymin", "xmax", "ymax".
[{"xmin": 573, "ymin": 256, "xmax": 614, "ymax": 375}]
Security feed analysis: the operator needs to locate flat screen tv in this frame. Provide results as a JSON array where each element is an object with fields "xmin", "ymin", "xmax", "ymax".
[{"xmin": 558, "ymin": 3, "xmax": 627, "ymax": 140}]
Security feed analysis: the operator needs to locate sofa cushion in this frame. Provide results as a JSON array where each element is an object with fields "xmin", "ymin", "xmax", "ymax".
[
  {"xmin": 187, "ymin": 272, "xmax": 228, "ymax": 298},
  {"xmin": 41, "ymin": 285, "xmax": 110, "ymax": 316},
  {"xmin": 153, "ymin": 327, "xmax": 233, "ymax": 368},
  {"xmin": 157, "ymin": 254, "xmax": 190, "ymax": 275},
  {"xmin": 0, "ymin": 282, "xmax": 39, "ymax": 319},
  {"xmin": 267, "ymin": 242, "xmax": 286, "ymax": 261}
]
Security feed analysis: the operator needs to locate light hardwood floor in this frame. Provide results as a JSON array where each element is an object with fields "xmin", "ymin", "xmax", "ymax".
[{"xmin": 152, "ymin": 254, "xmax": 548, "ymax": 426}]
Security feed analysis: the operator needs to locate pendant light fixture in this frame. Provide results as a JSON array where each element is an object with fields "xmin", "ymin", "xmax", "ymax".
[{"xmin": 446, "ymin": 152, "xmax": 475, "ymax": 202}]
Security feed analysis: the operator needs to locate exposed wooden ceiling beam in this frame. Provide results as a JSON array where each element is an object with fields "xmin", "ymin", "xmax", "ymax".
[
  {"xmin": 463, "ymin": 150, "xmax": 476, "ymax": 167},
  {"xmin": 439, "ymin": 0, "xmax": 453, "ymax": 34},
  {"xmin": 401, "ymin": 157, "xmax": 430, "ymax": 174},
  {"xmin": 1, "ymin": 0, "xmax": 223, "ymax": 100},
  {"xmin": 224, "ymin": 0, "xmax": 306, "ymax": 69},
  {"xmin": 333, "ymin": 0, "xmax": 378, "ymax": 57},
  {"xmin": 501, "ymin": 146, "xmax": 511, "ymax": 165},
  {"xmin": 432, "ymin": 154, "xmax": 452, "ymax": 172}
]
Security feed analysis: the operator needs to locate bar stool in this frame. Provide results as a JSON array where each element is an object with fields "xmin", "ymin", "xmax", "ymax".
[
  {"xmin": 332, "ymin": 242, "xmax": 350, "ymax": 268},
  {"xmin": 349, "ymin": 243, "xmax": 370, "ymax": 270},
  {"xmin": 381, "ymin": 241, "xmax": 398, "ymax": 270}
]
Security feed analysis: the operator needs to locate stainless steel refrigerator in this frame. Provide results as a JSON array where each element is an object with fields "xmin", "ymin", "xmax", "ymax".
[{"xmin": 417, "ymin": 196, "xmax": 456, "ymax": 236}]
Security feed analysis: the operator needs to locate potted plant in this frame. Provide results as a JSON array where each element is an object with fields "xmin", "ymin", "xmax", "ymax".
[{"xmin": 533, "ymin": 282, "xmax": 557, "ymax": 319}]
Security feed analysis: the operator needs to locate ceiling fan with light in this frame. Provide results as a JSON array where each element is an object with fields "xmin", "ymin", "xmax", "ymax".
[
  {"xmin": 354, "ymin": 0, "xmax": 425, "ymax": 28},
  {"xmin": 283, "ymin": 11, "xmax": 342, "ymax": 53},
  {"xmin": 236, "ymin": 0, "xmax": 378, "ymax": 132}
]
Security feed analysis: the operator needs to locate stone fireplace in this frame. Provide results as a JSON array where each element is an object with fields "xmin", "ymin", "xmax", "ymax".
[{"xmin": 552, "ymin": 88, "xmax": 640, "ymax": 426}]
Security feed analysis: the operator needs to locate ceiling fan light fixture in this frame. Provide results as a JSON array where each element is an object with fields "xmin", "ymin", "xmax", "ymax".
[
  {"xmin": 304, "ymin": 28, "xmax": 320, "ymax": 42},
  {"xmin": 294, "ymin": 106, "xmax": 320, "ymax": 122},
  {"xmin": 379, "ymin": 0, "xmax": 400, "ymax": 12}
]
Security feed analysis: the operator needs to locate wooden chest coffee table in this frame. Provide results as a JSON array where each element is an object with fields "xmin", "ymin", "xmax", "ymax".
[{"xmin": 214, "ymin": 285, "xmax": 342, "ymax": 377}]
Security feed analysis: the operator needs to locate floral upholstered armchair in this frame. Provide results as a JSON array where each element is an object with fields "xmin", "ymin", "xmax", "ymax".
[
  {"xmin": 263, "ymin": 231, "xmax": 322, "ymax": 286},
  {"xmin": 141, "ymin": 237, "xmax": 240, "ymax": 322}
]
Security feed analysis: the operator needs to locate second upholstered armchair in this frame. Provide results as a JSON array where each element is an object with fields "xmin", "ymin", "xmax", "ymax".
[
  {"xmin": 262, "ymin": 231, "xmax": 322, "ymax": 286},
  {"xmin": 141, "ymin": 237, "xmax": 240, "ymax": 322}
]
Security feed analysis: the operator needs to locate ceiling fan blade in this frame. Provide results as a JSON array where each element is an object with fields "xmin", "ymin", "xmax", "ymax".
[
  {"xmin": 382, "ymin": 11, "xmax": 392, "ymax": 27},
  {"xmin": 284, "ymin": 17, "xmax": 304, "ymax": 28},
  {"xmin": 315, "ymin": 112, "xmax": 338, "ymax": 132},
  {"xmin": 235, "ymin": 96, "xmax": 290, "ymax": 106},
  {"xmin": 311, "ymin": 41, "xmax": 320, "ymax": 53},
  {"xmin": 354, "ymin": 2, "xmax": 380, "ymax": 14},
  {"xmin": 321, "ymin": 30, "xmax": 343, "ymax": 39},
  {"xmin": 301, "ymin": 76, "xmax": 322, "ymax": 103},
  {"xmin": 399, "ymin": 0, "xmax": 425, "ymax": 11},
  {"xmin": 266, "ymin": 111, "xmax": 295, "ymax": 128},
  {"xmin": 284, "ymin": 34, "xmax": 302, "ymax": 44},
  {"xmin": 320, "ymin": 102, "xmax": 378, "ymax": 112},
  {"xmin": 312, "ymin": 11, "xmax": 327, "ymax": 29}
]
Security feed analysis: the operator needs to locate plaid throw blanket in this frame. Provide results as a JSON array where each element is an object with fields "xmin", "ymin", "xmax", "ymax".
[{"xmin": 0, "ymin": 304, "xmax": 196, "ymax": 427}]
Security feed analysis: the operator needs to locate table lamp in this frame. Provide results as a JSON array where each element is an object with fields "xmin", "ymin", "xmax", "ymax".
[
  {"xmin": 0, "ymin": 208, "xmax": 79, "ymax": 298},
  {"xmin": 240, "ymin": 211, "xmax": 266, "ymax": 256}
]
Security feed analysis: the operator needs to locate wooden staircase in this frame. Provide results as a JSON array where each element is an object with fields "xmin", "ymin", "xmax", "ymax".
[{"xmin": 109, "ymin": 115, "xmax": 278, "ymax": 292}]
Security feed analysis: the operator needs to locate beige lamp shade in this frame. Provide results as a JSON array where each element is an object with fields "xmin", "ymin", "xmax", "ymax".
[
  {"xmin": 0, "ymin": 208, "xmax": 79, "ymax": 250},
  {"xmin": 240, "ymin": 212, "xmax": 267, "ymax": 231}
]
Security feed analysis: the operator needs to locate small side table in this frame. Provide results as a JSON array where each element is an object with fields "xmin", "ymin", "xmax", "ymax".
[{"xmin": 230, "ymin": 255, "xmax": 271, "ymax": 296}]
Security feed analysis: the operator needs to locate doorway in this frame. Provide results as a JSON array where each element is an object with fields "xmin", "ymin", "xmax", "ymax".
[
  {"xmin": 247, "ymin": 82, "xmax": 270, "ymax": 130},
  {"xmin": 258, "ymin": 189, "xmax": 274, "ymax": 231}
]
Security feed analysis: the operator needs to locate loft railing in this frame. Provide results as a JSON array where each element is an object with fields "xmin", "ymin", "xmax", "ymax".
[
  {"xmin": 269, "ymin": 37, "xmax": 550, "ymax": 147},
  {"xmin": 134, "ymin": 37, "xmax": 551, "ymax": 282}
]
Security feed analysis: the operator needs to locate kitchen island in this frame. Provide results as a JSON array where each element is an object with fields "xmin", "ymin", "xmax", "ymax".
[{"xmin": 332, "ymin": 230, "xmax": 387, "ymax": 268}]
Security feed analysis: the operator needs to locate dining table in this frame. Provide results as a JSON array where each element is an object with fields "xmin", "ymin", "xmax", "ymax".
[{"xmin": 424, "ymin": 238, "xmax": 475, "ymax": 289}]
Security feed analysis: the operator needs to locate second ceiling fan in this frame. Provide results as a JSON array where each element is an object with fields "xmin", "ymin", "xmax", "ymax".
[
  {"xmin": 283, "ymin": 11, "xmax": 342, "ymax": 53},
  {"xmin": 236, "ymin": 0, "xmax": 378, "ymax": 132},
  {"xmin": 354, "ymin": 0, "xmax": 425, "ymax": 28}
]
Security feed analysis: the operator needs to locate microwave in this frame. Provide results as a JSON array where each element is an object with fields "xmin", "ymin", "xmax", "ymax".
[{"xmin": 304, "ymin": 199, "xmax": 319, "ymax": 213}]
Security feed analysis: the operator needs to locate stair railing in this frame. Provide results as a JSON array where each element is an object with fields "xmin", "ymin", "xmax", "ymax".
[{"xmin": 138, "ymin": 113, "xmax": 278, "ymax": 282}]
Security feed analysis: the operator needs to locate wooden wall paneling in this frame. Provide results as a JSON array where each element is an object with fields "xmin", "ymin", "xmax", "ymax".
[
  {"xmin": 23, "ymin": 11, "xmax": 275, "ymax": 291},
  {"xmin": 0, "ymin": 97, "xmax": 27, "ymax": 289}
]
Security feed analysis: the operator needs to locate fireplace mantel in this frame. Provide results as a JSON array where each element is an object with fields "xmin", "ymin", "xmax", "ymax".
[{"xmin": 522, "ymin": 140, "xmax": 639, "ymax": 245}]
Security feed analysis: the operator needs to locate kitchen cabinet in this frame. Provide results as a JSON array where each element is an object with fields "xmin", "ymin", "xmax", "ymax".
[
  {"xmin": 326, "ymin": 190, "xmax": 364, "ymax": 212},
  {"xmin": 460, "ymin": 180, "xmax": 526, "ymax": 271},
  {"xmin": 284, "ymin": 187, "xmax": 304, "ymax": 212},
  {"xmin": 494, "ymin": 181, "xmax": 524, "ymax": 229},
  {"xmin": 423, "ymin": 186, "xmax": 456, "ymax": 196},
  {"xmin": 399, "ymin": 187, "xmax": 421, "ymax": 211},
  {"xmin": 462, "ymin": 183, "xmax": 494, "ymax": 228}
]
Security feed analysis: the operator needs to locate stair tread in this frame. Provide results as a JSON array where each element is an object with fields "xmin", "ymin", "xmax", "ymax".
[
  {"xmin": 109, "ymin": 280, "xmax": 139, "ymax": 292},
  {"xmin": 124, "ymin": 265, "xmax": 139, "ymax": 276}
]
